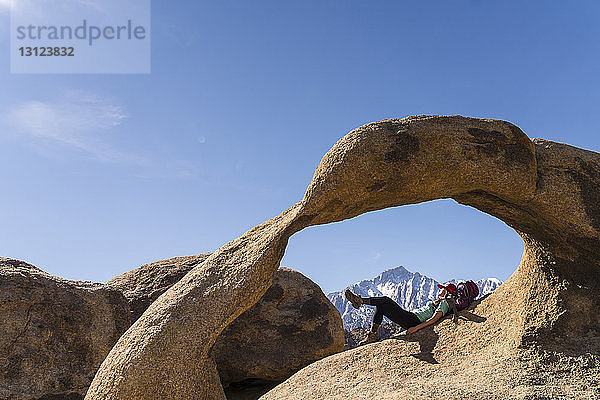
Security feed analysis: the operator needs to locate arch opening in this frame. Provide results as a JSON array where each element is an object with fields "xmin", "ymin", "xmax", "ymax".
[{"xmin": 282, "ymin": 198, "xmax": 523, "ymax": 320}]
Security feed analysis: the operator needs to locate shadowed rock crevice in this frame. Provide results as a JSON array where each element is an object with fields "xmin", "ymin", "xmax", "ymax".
[{"xmin": 84, "ymin": 115, "xmax": 600, "ymax": 400}]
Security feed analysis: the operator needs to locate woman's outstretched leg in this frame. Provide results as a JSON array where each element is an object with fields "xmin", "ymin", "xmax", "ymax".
[
  {"xmin": 345, "ymin": 290, "xmax": 380, "ymax": 344},
  {"xmin": 366, "ymin": 296, "xmax": 421, "ymax": 329},
  {"xmin": 345, "ymin": 290, "xmax": 421, "ymax": 344}
]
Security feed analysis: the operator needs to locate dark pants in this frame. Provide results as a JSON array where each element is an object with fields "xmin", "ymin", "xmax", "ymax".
[{"xmin": 366, "ymin": 296, "xmax": 421, "ymax": 329}]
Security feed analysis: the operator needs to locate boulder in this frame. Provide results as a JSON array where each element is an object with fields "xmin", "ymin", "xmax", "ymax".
[
  {"xmin": 212, "ymin": 267, "xmax": 344, "ymax": 386},
  {"xmin": 106, "ymin": 254, "xmax": 211, "ymax": 322},
  {"xmin": 0, "ymin": 258, "xmax": 130, "ymax": 400},
  {"xmin": 86, "ymin": 115, "xmax": 600, "ymax": 400}
]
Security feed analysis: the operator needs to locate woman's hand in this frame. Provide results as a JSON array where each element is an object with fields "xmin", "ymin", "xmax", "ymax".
[
  {"xmin": 407, "ymin": 311, "xmax": 443, "ymax": 335},
  {"xmin": 406, "ymin": 326, "xmax": 419, "ymax": 335}
]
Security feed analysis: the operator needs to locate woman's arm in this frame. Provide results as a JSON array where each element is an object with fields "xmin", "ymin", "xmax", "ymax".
[{"xmin": 406, "ymin": 311, "xmax": 443, "ymax": 334}]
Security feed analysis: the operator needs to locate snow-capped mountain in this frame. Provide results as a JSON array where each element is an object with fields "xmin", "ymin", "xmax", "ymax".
[{"xmin": 327, "ymin": 266, "xmax": 503, "ymax": 330}]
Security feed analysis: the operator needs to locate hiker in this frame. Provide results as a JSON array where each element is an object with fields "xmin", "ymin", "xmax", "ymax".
[{"xmin": 344, "ymin": 282, "xmax": 457, "ymax": 345}]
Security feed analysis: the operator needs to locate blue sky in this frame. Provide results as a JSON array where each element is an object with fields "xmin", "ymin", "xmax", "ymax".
[{"xmin": 0, "ymin": 1, "xmax": 598, "ymax": 293}]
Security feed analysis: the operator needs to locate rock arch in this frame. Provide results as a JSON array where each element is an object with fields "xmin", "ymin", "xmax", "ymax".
[{"xmin": 85, "ymin": 115, "xmax": 600, "ymax": 399}]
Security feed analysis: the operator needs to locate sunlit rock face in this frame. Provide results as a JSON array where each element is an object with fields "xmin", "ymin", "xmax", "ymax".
[
  {"xmin": 0, "ymin": 258, "xmax": 130, "ymax": 400},
  {"xmin": 85, "ymin": 115, "xmax": 600, "ymax": 400}
]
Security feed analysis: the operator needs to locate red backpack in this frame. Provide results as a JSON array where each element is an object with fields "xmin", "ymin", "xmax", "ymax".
[{"xmin": 453, "ymin": 280, "xmax": 479, "ymax": 311}]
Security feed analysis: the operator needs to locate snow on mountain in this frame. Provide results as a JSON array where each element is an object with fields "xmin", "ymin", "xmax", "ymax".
[
  {"xmin": 475, "ymin": 277, "xmax": 503, "ymax": 296},
  {"xmin": 327, "ymin": 266, "xmax": 503, "ymax": 330}
]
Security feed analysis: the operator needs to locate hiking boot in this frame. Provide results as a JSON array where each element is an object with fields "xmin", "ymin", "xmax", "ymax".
[
  {"xmin": 359, "ymin": 332, "xmax": 379, "ymax": 345},
  {"xmin": 344, "ymin": 289, "xmax": 363, "ymax": 309}
]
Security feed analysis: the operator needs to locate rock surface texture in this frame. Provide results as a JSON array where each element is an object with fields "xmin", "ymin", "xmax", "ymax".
[
  {"xmin": 107, "ymin": 256, "xmax": 344, "ymax": 387},
  {"xmin": 0, "ymin": 255, "xmax": 215, "ymax": 400},
  {"xmin": 212, "ymin": 266, "xmax": 344, "ymax": 386},
  {"xmin": 0, "ymin": 254, "xmax": 340, "ymax": 399},
  {"xmin": 0, "ymin": 258, "xmax": 130, "ymax": 400},
  {"xmin": 85, "ymin": 115, "xmax": 600, "ymax": 399},
  {"xmin": 106, "ymin": 254, "xmax": 211, "ymax": 322}
]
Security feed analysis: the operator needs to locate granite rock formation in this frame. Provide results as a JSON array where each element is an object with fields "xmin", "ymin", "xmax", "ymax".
[
  {"xmin": 0, "ymin": 258, "xmax": 130, "ymax": 400},
  {"xmin": 106, "ymin": 254, "xmax": 211, "ymax": 322},
  {"xmin": 0, "ymin": 254, "xmax": 341, "ymax": 399},
  {"xmin": 107, "ymin": 257, "xmax": 344, "ymax": 388},
  {"xmin": 85, "ymin": 115, "xmax": 600, "ymax": 399}
]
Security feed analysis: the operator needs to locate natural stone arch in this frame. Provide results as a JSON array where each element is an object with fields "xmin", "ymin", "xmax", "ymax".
[{"xmin": 85, "ymin": 115, "xmax": 600, "ymax": 399}]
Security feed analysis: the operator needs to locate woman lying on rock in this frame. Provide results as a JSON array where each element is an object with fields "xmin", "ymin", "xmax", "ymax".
[{"xmin": 344, "ymin": 282, "xmax": 457, "ymax": 345}]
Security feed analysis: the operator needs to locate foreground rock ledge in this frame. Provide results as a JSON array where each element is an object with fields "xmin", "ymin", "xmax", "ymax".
[{"xmin": 85, "ymin": 115, "xmax": 600, "ymax": 399}]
